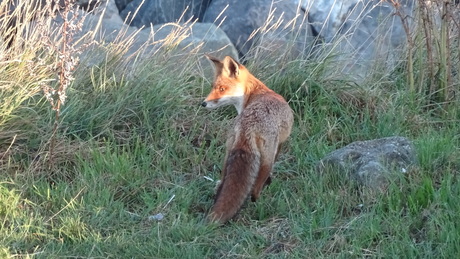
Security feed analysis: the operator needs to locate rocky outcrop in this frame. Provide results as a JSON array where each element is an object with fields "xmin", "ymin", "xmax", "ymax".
[
  {"xmin": 113, "ymin": 0, "xmax": 130, "ymax": 12},
  {"xmin": 317, "ymin": 137, "xmax": 418, "ymax": 189},
  {"xmin": 48, "ymin": 0, "xmax": 238, "ymax": 68},
  {"xmin": 6, "ymin": 0, "xmax": 420, "ymax": 81},
  {"xmin": 202, "ymin": 0, "xmax": 312, "ymax": 58},
  {"xmin": 120, "ymin": 0, "xmax": 211, "ymax": 27},
  {"xmin": 111, "ymin": 0, "xmax": 416, "ymax": 80},
  {"xmin": 294, "ymin": 0, "xmax": 416, "ymax": 80}
]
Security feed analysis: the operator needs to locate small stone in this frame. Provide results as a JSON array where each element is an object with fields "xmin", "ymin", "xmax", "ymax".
[{"xmin": 148, "ymin": 213, "xmax": 164, "ymax": 221}]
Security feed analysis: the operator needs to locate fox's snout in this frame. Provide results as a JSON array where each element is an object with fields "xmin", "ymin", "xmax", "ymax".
[
  {"xmin": 201, "ymin": 99, "xmax": 214, "ymax": 108},
  {"xmin": 201, "ymin": 99, "xmax": 219, "ymax": 110}
]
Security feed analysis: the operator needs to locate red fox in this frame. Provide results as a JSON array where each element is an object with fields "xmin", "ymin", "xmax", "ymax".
[{"xmin": 202, "ymin": 55, "xmax": 294, "ymax": 224}]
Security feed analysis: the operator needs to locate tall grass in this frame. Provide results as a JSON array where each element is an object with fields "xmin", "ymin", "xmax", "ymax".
[
  {"xmin": 0, "ymin": 0, "xmax": 459, "ymax": 258},
  {"xmin": 391, "ymin": 0, "xmax": 459, "ymax": 109}
]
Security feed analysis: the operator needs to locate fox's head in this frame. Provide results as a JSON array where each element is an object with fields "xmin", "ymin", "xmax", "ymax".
[{"xmin": 201, "ymin": 55, "xmax": 247, "ymax": 114}]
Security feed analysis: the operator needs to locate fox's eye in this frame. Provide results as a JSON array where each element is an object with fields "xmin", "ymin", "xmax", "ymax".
[{"xmin": 219, "ymin": 87, "xmax": 225, "ymax": 92}]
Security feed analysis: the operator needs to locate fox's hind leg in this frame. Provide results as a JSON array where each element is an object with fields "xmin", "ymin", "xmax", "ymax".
[
  {"xmin": 251, "ymin": 141, "xmax": 285, "ymax": 202},
  {"xmin": 250, "ymin": 162, "xmax": 272, "ymax": 202},
  {"xmin": 251, "ymin": 139, "xmax": 277, "ymax": 202}
]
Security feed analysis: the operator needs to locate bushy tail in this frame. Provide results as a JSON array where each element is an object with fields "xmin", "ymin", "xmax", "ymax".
[{"xmin": 208, "ymin": 147, "xmax": 260, "ymax": 224}]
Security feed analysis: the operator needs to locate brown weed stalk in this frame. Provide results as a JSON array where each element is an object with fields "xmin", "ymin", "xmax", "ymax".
[
  {"xmin": 42, "ymin": 0, "xmax": 85, "ymax": 166},
  {"xmin": 439, "ymin": 0, "xmax": 454, "ymax": 106},
  {"xmin": 387, "ymin": 0, "xmax": 415, "ymax": 93},
  {"xmin": 419, "ymin": 0, "xmax": 435, "ymax": 96}
]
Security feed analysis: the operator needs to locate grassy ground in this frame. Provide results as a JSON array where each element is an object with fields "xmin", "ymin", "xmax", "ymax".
[{"xmin": 1, "ymin": 1, "xmax": 460, "ymax": 258}]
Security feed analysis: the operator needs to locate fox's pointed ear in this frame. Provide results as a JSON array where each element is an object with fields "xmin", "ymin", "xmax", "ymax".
[
  {"xmin": 222, "ymin": 56, "xmax": 240, "ymax": 78},
  {"xmin": 205, "ymin": 54, "xmax": 223, "ymax": 73}
]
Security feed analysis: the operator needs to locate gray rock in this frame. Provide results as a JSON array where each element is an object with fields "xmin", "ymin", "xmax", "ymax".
[
  {"xmin": 147, "ymin": 22, "xmax": 238, "ymax": 59},
  {"xmin": 136, "ymin": 22, "xmax": 239, "ymax": 81},
  {"xmin": 114, "ymin": 0, "xmax": 131, "ymax": 12},
  {"xmin": 38, "ymin": 0, "xmax": 237, "ymax": 80},
  {"xmin": 301, "ymin": 0, "xmax": 356, "ymax": 41},
  {"xmin": 336, "ymin": 0, "xmax": 415, "ymax": 80},
  {"xmin": 122, "ymin": 22, "xmax": 238, "ymax": 67},
  {"xmin": 304, "ymin": 0, "xmax": 415, "ymax": 81},
  {"xmin": 75, "ymin": 0, "xmax": 104, "ymax": 11},
  {"xmin": 120, "ymin": 0, "xmax": 211, "ymax": 28},
  {"xmin": 203, "ymin": 0, "xmax": 312, "ymax": 57},
  {"xmin": 317, "ymin": 136, "xmax": 418, "ymax": 189},
  {"xmin": 46, "ymin": 0, "xmax": 236, "ymax": 65},
  {"xmin": 52, "ymin": 0, "xmax": 134, "ymax": 46}
]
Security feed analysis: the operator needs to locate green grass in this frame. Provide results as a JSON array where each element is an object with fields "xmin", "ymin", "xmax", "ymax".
[{"xmin": 1, "ymin": 1, "xmax": 460, "ymax": 258}]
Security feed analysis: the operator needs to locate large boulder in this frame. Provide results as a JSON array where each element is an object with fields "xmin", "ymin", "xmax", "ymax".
[
  {"xmin": 144, "ymin": 22, "xmax": 238, "ymax": 58},
  {"xmin": 203, "ymin": 0, "xmax": 313, "ymax": 58},
  {"xmin": 304, "ymin": 0, "xmax": 415, "ymax": 80},
  {"xmin": 317, "ymin": 136, "xmax": 418, "ymax": 189},
  {"xmin": 81, "ymin": 0, "xmax": 130, "ymax": 42},
  {"xmin": 120, "ymin": 0, "xmax": 211, "ymax": 28},
  {"xmin": 46, "ymin": 0, "xmax": 237, "ymax": 69},
  {"xmin": 113, "ymin": 0, "xmax": 131, "ymax": 13}
]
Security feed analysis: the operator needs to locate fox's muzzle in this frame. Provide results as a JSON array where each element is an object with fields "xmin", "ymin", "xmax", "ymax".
[{"xmin": 201, "ymin": 101, "xmax": 207, "ymax": 107}]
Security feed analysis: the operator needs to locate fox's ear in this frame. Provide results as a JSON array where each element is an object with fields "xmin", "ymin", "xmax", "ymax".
[
  {"xmin": 205, "ymin": 54, "xmax": 224, "ymax": 74},
  {"xmin": 205, "ymin": 55, "xmax": 240, "ymax": 78},
  {"xmin": 222, "ymin": 56, "xmax": 240, "ymax": 78}
]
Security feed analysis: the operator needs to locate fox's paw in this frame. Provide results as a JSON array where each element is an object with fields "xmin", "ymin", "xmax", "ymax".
[{"xmin": 207, "ymin": 211, "xmax": 227, "ymax": 226}]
